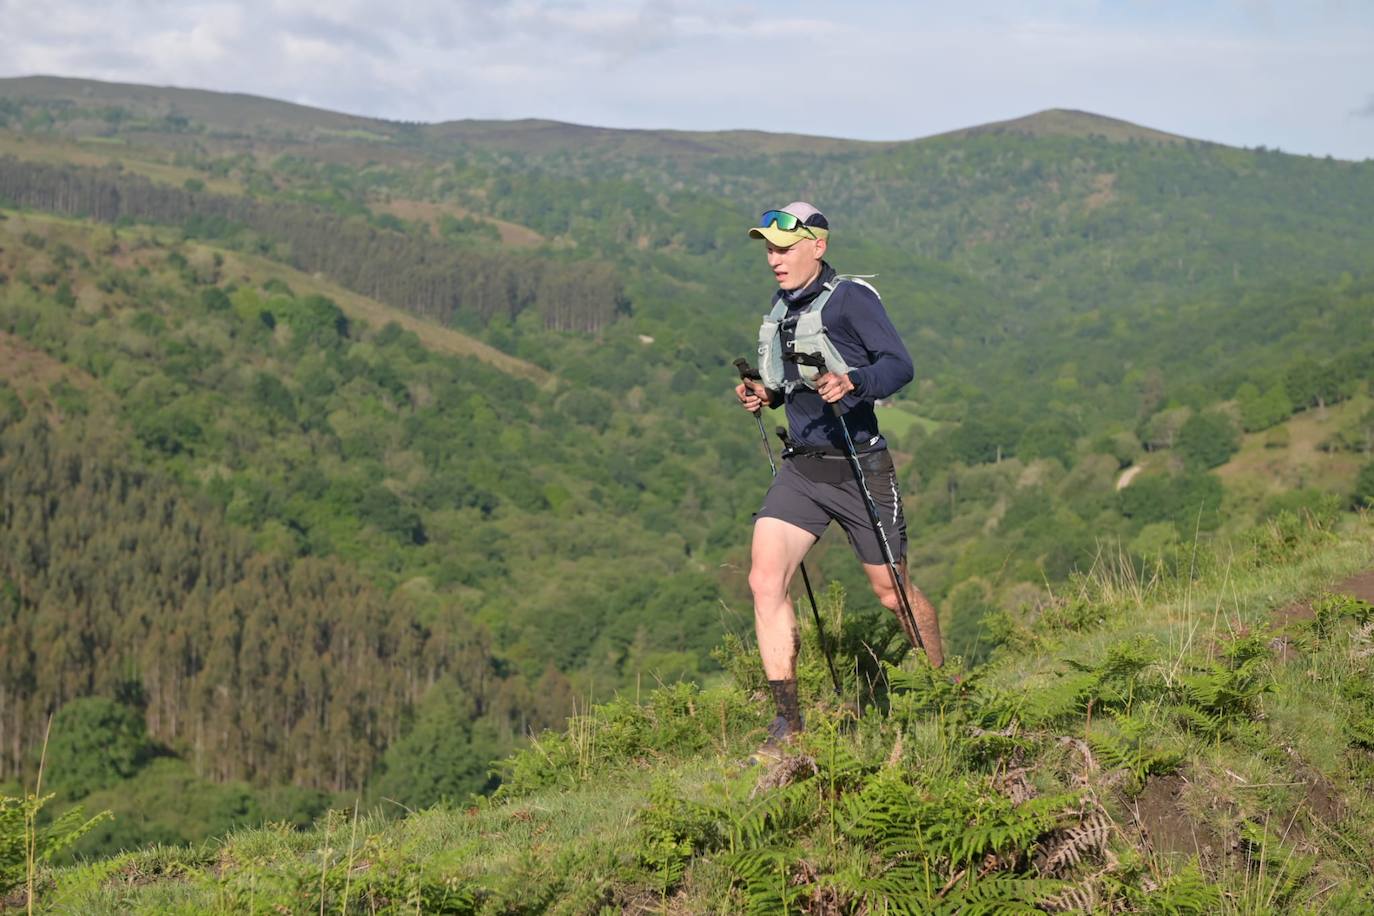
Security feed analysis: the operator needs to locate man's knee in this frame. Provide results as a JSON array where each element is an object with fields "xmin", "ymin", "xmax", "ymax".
[
  {"xmin": 750, "ymin": 518, "xmax": 813, "ymax": 605},
  {"xmin": 748, "ymin": 563, "xmax": 788, "ymax": 606}
]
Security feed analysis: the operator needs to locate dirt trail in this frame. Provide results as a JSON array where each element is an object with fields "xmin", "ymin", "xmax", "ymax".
[
  {"xmin": 1335, "ymin": 570, "xmax": 1374, "ymax": 604},
  {"xmin": 1274, "ymin": 569, "xmax": 1374, "ymax": 631},
  {"xmin": 1114, "ymin": 465, "xmax": 1143, "ymax": 491}
]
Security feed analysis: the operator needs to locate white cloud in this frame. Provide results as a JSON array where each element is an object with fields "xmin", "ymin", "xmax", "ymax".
[{"xmin": 0, "ymin": 0, "xmax": 1371, "ymax": 158}]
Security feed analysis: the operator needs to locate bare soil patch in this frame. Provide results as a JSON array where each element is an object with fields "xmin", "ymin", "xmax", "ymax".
[
  {"xmin": 1299, "ymin": 765, "xmax": 1343, "ymax": 823},
  {"xmin": 1129, "ymin": 773, "xmax": 1222, "ymax": 863}
]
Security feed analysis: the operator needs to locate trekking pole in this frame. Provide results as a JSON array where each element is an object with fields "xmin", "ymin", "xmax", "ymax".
[
  {"xmin": 734, "ymin": 358, "xmax": 843, "ymax": 695},
  {"xmin": 788, "ymin": 352, "xmax": 926, "ymax": 655}
]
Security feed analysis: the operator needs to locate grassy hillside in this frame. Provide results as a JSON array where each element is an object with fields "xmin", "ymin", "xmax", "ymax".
[
  {"xmin": 1, "ymin": 76, "xmax": 1372, "ymax": 867},
  {"xmin": 0, "ymin": 209, "xmax": 774, "ymax": 864},
  {"xmin": 21, "ymin": 511, "xmax": 1374, "ymax": 913}
]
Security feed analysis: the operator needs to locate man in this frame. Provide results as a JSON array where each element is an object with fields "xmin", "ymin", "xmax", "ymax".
[{"xmin": 734, "ymin": 201, "xmax": 944, "ymax": 755}]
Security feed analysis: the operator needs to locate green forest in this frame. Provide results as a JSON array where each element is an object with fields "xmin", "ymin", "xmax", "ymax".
[{"xmin": 1, "ymin": 77, "xmax": 1373, "ymax": 908}]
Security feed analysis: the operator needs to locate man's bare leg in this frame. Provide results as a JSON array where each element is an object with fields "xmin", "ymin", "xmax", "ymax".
[
  {"xmin": 749, "ymin": 517, "xmax": 818, "ymax": 679},
  {"xmin": 748, "ymin": 517, "xmax": 819, "ymax": 749},
  {"xmin": 862, "ymin": 561, "xmax": 945, "ymax": 668}
]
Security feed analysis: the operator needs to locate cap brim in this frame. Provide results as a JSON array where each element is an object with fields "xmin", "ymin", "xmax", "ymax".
[{"xmin": 747, "ymin": 225, "xmax": 827, "ymax": 245}]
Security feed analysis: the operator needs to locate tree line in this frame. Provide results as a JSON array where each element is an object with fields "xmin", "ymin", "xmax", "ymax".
[
  {"xmin": 0, "ymin": 407, "xmax": 559, "ymax": 792},
  {"xmin": 0, "ymin": 156, "xmax": 627, "ymax": 333}
]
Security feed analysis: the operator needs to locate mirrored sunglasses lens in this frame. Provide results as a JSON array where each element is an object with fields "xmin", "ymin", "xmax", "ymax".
[{"xmin": 760, "ymin": 210, "xmax": 800, "ymax": 231}]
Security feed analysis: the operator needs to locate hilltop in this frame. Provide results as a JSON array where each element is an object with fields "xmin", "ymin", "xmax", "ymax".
[{"xmin": 933, "ymin": 107, "xmax": 1189, "ymax": 146}]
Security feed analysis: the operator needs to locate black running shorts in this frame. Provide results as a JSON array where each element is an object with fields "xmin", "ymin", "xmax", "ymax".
[{"xmin": 755, "ymin": 450, "xmax": 907, "ymax": 566}]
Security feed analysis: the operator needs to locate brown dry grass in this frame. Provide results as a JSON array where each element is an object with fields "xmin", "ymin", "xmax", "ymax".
[
  {"xmin": 1215, "ymin": 395, "xmax": 1369, "ymax": 494},
  {"xmin": 0, "ymin": 130, "xmax": 241, "ymax": 194},
  {"xmin": 211, "ymin": 246, "xmax": 555, "ymax": 388},
  {"xmin": 1, "ymin": 210, "xmax": 555, "ymax": 389},
  {"xmin": 372, "ymin": 197, "xmax": 544, "ymax": 248},
  {"xmin": 0, "ymin": 331, "xmax": 85, "ymax": 393}
]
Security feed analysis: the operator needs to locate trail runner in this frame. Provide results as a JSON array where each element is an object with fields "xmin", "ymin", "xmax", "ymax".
[{"xmin": 734, "ymin": 201, "xmax": 945, "ymax": 761}]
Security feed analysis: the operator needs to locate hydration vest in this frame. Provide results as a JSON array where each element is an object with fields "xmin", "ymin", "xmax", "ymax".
[{"xmin": 757, "ymin": 275, "xmax": 879, "ymax": 394}]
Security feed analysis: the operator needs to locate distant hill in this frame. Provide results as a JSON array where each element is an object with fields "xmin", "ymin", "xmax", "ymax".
[
  {"xmin": 932, "ymin": 107, "xmax": 1189, "ymax": 145},
  {"xmin": 0, "ymin": 74, "xmax": 401, "ymax": 140},
  {"xmin": 0, "ymin": 74, "xmax": 1193, "ymax": 155}
]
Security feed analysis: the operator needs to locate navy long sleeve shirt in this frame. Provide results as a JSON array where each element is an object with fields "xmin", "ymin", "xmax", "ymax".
[{"xmin": 772, "ymin": 262, "xmax": 914, "ymax": 451}]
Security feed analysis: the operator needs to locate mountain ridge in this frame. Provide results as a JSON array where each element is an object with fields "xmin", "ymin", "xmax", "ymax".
[{"xmin": 2, "ymin": 73, "xmax": 1218, "ymax": 155}]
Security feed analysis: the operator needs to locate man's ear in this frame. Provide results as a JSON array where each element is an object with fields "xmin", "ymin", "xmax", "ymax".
[{"xmin": 812, "ymin": 237, "xmax": 827, "ymax": 260}]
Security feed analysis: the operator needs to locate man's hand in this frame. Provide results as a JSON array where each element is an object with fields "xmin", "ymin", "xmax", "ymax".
[
  {"xmin": 736, "ymin": 379, "xmax": 771, "ymax": 413},
  {"xmin": 815, "ymin": 371, "xmax": 855, "ymax": 404}
]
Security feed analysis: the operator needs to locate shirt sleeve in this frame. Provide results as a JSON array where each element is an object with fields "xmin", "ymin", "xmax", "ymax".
[{"xmin": 833, "ymin": 282, "xmax": 914, "ymax": 400}]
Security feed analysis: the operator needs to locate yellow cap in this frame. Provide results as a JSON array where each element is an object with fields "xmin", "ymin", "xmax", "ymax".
[
  {"xmin": 747, "ymin": 224, "xmax": 829, "ymax": 246},
  {"xmin": 747, "ymin": 201, "xmax": 830, "ymax": 246}
]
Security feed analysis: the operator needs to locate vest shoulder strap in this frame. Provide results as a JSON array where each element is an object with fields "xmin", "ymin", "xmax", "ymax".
[
  {"xmin": 766, "ymin": 292, "xmax": 788, "ymax": 322},
  {"xmin": 829, "ymin": 274, "xmax": 880, "ymax": 299}
]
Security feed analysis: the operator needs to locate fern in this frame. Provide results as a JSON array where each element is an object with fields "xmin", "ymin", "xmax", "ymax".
[
  {"xmin": 952, "ymin": 792, "xmax": 1077, "ymax": 867},
  {"xmin": 1015, "ymin": 638, "xmax": 1167, "ymax": 729},
  {"xmin": 634, "ymin": 779, "xmax": 721, "ymax": 897},
  {"xmin": 885, "ymin": 660, "xmax": 973, "ymax": 716},
  {"xmin": 1037, "ymin": 804, "xmax": 1113, "ymax": 876},
  {"xmin": 795, "ymin": 716, "xmax": 869, "ymax": 793},
  {"xmin": 725, "ymin": 780, "xmax": 818, "ymax": 853},
  {"xmin": 1043, "ymin": 880, "xmax": 1103, "ymax": 913},
  {"xmin": 1, "ymin": 792, "xmax": 111, "ymax": 897},
  {"xmin": 1309, "ymin": 592, "xmax": 1374, "ymax": 639},
  {"xmin": 1173, "ymin": 637, "xmax": 1272, "ymax": 740},
  {"xmin": 1131, "ymin": 860, "xmax": 1222, "ymax": 915},
  {"xmin": 934, "ymin": 875, "xmax": 1068, "ymax": 915},
  {"xmin": 840, "ymin": 770, "xmax": 1080, "ymax": 886},
  {"xmin": 724, "ymin": 845, "xmax": 811, "ymax": 916},
  {"xmin": 1087, "ymin": 715, "xmax": 1184, "ymax": 789},
  {"xmin": 827, "ymin": 859, "xmax": 944, "ymax": 915}
]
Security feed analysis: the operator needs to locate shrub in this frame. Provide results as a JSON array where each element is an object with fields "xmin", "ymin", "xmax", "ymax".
[
  {"xmin": 41, "ymin": 698, "xmax": 153, "ymax": 801},
  {"xmin": 1354, "ymin": 459, "xmax": 1374, "ymax": 509},
  {"xmin": 1177, "ymin": 410, "xmax": 1239, "ymax": 469}
]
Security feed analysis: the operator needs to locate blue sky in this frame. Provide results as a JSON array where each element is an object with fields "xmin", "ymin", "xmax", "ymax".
[{"xmin": 2, "ymin": 0, "xmax": 1371, "ymax": 159}]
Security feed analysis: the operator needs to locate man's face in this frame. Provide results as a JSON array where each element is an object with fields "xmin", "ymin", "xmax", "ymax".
[{"xmin": 765, "ymin": 237, "xmax": 826, "ymax": 290}]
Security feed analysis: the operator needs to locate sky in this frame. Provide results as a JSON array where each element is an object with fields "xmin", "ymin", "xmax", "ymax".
[{"xmin": 2, "ymin": 0, "xmax": 1372, "ymax": 160}]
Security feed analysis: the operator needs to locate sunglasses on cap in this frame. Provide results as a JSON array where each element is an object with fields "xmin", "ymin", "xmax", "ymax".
[{"xmin": 758, "ymin": 209, "xmax": 826, "ymax": 238}]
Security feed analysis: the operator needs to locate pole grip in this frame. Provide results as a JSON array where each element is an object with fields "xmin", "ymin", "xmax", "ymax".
[
  {"xmin": 733, "ymin": 357, "xmax": 760, "ymax": 382},
  {"xmin": 734, "ymin": 357, "xmax": 764, "ymax": 416},
  {"xmin": 791, "ymin": 351, "xmax": 848, "ymax": 416}
]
